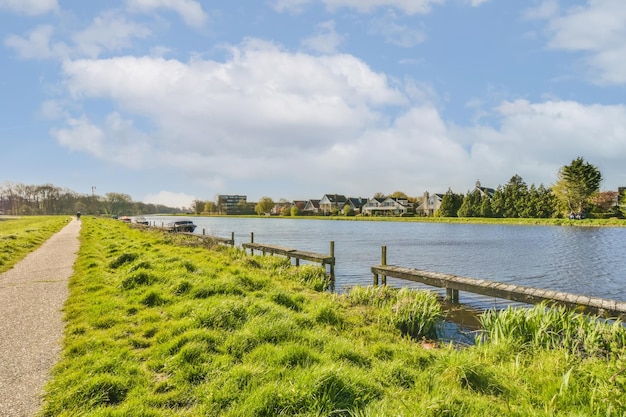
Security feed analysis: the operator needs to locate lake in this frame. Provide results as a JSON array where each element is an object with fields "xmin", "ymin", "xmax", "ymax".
[{"xmin": 145, "ymin": 216, "xmax": 626, "ymax": 310}]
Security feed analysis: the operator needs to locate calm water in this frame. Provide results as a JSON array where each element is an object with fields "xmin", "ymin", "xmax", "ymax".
[{"xmin": 146, "ymin": 216, "xmax": 626, "ymax": 309}]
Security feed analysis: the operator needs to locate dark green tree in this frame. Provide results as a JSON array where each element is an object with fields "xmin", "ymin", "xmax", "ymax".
[
  {"xmin": 553, "ymin": 157, "xmax": 602, "ymax": 215},
  {"xmin": 490, "ymin": 186, "xmax": 505, "ymax": 218},
  {"xmin": 479, "ymin": 195, "xmax": 494, "ymax": 217},
  {"xmin": 502, "ymin": 174, "xmax": 528, "ymax": 218},
  {"xmin": 436, "ymin": 189, "xmax": 463, "ymax": 217},
  {"xmin": 533, "ymin": 184, "xmax": 557, "ymax": 218},
  {"xmin": 458, "ymin": 189, "xmax": 482, "ymax": 217}
]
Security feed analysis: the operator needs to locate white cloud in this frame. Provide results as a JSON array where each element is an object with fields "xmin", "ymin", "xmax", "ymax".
[
  {"xmin": 5, "ymin": 13, "xmax": 151, "ymax": 61},
  {"xmin": 52, "ymin": 116, "xmax": 106, "ymax": 157},
  {"xmin": 468, "ymin": 0, "xmax": 490, "ymax": 6},
  {"xmin": 271, "ymin": 0, "xmax": 312, "ymax": 14},
  {"xmin": 322, "ymin": 0, "xmax": 444, "ymax": 15},
  {"xmin": 51, "ymin": 113, "xmax": 151, "ymax": 168},
  {"xmin": 271, "ymin": 0, "xmax": 443, "ymax": 15},
  {"xmin": 0, "ymin": 0, "xmax": 58, "ymax": 16},
  {"xmin": 126, "ymin": 0, "xmax": 208, "ymax": 28},
  {"xmin": 523, "ymin": 0, "xmax": 559, "ymax": 20},
  {"xmin": 458, "ymin": 99, "xmax": 626, "ymax": 188},
  {"xmin": 51, "ymin": 37, "xmax": 626, "ymax": 197},
  {"xmin": 301, "ymin": 20, "xmax": 343, "ymax": 54},
  {"xmin": 60, "ymin": 39, "xmax": 406, "ymax": 158},
  {"xmin": 4, "ymin": 25, "xmax": 67, "ymax": 60},
  {"xmin": 369, "ymin": 10, "xmax": 427, "ymax": 47},
  {"xmin": 542, "ymin": 0, "xmax": 626, "ymax": 84},
  {"xmin": 72, "ymin": 11, "xmax": 152, "ymax": 58},
  {"xmin": 143, "ymin": 190, "xmax": 196, "ymax": 209}
]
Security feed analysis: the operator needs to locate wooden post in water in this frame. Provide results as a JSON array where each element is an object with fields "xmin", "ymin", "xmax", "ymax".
[
  {"xmin": 231, "ymin": 232, "xmax": 235, "ymax": 246},
  {"xmin": 329, "ymin": 241, "xmax": 335, "ymax": 281},
  {"xmin": 381, "ymin": 246, "xmax": 387, "ymax": 286},
  {"xmin": 250, "ymin": 232, "xmax": 254, "ymax": 255},
  {"xmin": 202, "ymin": 228, "xmax": 205, "ymax": 236}
]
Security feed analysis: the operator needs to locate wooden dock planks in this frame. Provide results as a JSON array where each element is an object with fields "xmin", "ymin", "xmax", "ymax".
[{"xmin": 371, "ymin": 264, "xmax": 626, "ymax": 319}]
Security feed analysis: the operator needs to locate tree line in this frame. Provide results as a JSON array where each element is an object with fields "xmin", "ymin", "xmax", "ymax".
[
  {"xmin": 438, "ymin": 157, "xmax": 622, "ymax": 218},
  {"xmin": 193, "ymin": 157, "xmax": 623, "ymax": 219},
  {"xmin": 0, "ymin": 182, "xmax": 183, "ymax": 216}
]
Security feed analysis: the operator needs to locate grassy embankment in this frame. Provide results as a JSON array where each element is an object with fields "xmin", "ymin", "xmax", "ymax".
[
  {"xmin": 40, "ymin": 217, "xmax": 626, "ymax": 416},
  {"xmin": 0, "ymin": 215, "xmax": 71, "ymax": 274}
]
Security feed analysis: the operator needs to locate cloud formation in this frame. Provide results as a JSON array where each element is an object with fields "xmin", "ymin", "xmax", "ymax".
[
  {"xmin": 2, "ymin": 0, "xmax": 625, "ymax": 205},
  {"xmin": 48, "ymin": 37, "xmax": 626, "ymax": 197},
  {"xmin": 541, "ymin": 0, "xmax": 626, "ymax": 84},
  {"xmin": 272, "ymin": 0, "xmax": 443, "ymax": 15},
  {"xmin": 126, "ymin": 0, "xmax": 208, "ymax": 28},
  {"xmin": 0, "ymin": 0, "xmax": 58, "ymax": 16}
]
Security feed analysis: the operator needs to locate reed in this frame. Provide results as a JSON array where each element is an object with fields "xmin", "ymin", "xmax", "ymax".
[{"xmin": 478, "ymin": 303, "xmax": 626, "ymax": 357}]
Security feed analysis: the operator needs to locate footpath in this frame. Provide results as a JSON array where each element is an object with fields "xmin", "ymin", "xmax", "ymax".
[{"xmin": 0, "ymin": 219, "xmax": 81, "ymax": 417}]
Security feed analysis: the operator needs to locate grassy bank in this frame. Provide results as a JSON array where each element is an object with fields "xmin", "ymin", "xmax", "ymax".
[
  {"xmin": 194, "ymin": 214, "xmax": 626, "ymax": 227},
  {"xmin": 0, "ymin": 215, "xmax": 71, "ymax": 274},
  {"xmin": 40, "ymin": 218, "xmax": 626, "ymax": 416}
]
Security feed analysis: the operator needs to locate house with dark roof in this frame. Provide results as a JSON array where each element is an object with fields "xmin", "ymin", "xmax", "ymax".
[
  {"xmin": 362, "ymin": 197, "xmax": 412, "ymax": 216},
  {"xmin": 344, "ymin": 197, "xmax": 368, "ymax": 214},
  {"xmin": 303, "ymin": 199, "xmax": 321, "ymax": 215},
  {"xmin": 319, "ymin": 194, "xmax": 347, "ymax": 215},
  {"xmin": 475, "ymin": 180, "xmax": 495, "ymax": 198}
]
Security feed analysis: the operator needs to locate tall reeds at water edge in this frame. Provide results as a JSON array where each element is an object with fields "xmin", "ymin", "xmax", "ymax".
[
  {"xmin": 346, "ymin": 286, "xmax": 441, "ymax": 340},
  {"xmin": 479, "ymin": 303, "xmax": 626, "ymax": 357}
]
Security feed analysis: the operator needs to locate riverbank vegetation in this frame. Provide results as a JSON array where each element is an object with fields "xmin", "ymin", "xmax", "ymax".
[
  {"xmin": 0, "ymin": 215, "xmax": 69, "ymax": 274},
  {"xmin": 39, "ymin": 218, "xmax": 626, "ymax": 416}
]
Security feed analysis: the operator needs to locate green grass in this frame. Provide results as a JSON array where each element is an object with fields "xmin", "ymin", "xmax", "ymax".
[
  {"xmin": 197, "ymin": 213, "xmax": 626, "ymax": 227},
  {"xmin": 0, "ymin": 215, "xmax": 71, "ymax": 274},
  {"xmin": 39, "ymin": 218, "xmax": 626, "ymax": 416}
]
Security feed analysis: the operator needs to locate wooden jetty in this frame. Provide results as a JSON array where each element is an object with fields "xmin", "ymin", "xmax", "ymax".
[
  {"xmin": 372, "ymin": 261, "xmax": 626, "ymax": 319},
  {"xmin": 242, "ymin": 233, "xmax": 335, "ymax": 279}
]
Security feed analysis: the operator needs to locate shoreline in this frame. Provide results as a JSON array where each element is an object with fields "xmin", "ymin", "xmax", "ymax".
[{"xmin": 160, "ymin": 213, "xmax": 626, "ymax": 228}]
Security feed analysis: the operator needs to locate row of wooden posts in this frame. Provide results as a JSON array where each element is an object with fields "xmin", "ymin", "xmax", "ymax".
[{"xmin": 159, "ymin": 225, "xmax": 626, "ymax": 319}]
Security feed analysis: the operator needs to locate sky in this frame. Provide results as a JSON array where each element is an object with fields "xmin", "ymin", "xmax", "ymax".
[{"xmin": 1, "ymin": 0, "xmax": 625, "ymax": 209}]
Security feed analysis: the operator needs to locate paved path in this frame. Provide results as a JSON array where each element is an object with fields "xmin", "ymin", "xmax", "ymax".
[{"xmin": 0, "ymin": 219, "xmax": 80, "ymax": 417}]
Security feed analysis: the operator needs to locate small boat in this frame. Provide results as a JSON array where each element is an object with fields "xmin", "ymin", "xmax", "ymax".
[
  {"xmin": 119, "ymin": 216, "xmax": 132, "ymax": 223},
  {"xmin": 166, "ymin": 220, "xmax": 197, "ymax": 233},
  {"xmin": 134, "ymin": 216, "xmax": 149, "ymax": 225}
]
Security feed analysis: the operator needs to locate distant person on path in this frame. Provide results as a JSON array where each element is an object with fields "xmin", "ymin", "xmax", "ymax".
[{"xmin": 76, "ymin": 211, "xmax": 81, "ymax": 220}]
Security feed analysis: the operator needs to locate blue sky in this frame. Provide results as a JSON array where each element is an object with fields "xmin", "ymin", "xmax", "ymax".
[{"xmin": 1, "ymin": 0, "xmax": 625, "ymax": 208}]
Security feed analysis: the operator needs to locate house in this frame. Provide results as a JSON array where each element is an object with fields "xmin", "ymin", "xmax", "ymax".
[
  {"xmin": 344, "ymin": 197, "xmax": 368, "ymax": 214},
  {"xmin": 303, "ymin": 199, "xmax": 321, "ymax": 215},
  {"xmin": 362, "ymin": 197, "xmax": 412, "ymax": 216},
  {"xmin": 475, "ymin": 180, "xmax": 495, "ymax": 198},
  {"xmin": 319, "ymin": 194, "xmax": 347, "ymax": 215},
  {"xmin": 291, "ymin": 200, "xmax": 307, "ymax": 214},
  {"xmin": 361, "ymin": 197, "xmax": 385, "ymax": 215},
  {"xmin": 417, "ymin": 192, "xmax": 443, "ymax": 216},
  {"xmin": 271, "ymin": 202, "xmax": 291, "ymax": 216}
]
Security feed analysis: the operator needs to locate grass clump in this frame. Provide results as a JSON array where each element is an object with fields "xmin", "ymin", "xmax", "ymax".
[
  {"xmin": 347, "ymin": 286, "xmax": 441, "ymax": 340},
  {"xmin": 479, "ymin": 303, "xmax": 626, "ymax": 357},
  {"xmin": 39, "ymin": 217, "xmax": 626, "ymax": 416}
]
